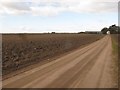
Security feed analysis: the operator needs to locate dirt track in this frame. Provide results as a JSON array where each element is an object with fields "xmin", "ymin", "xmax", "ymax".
[{"xmin": 3, "ymin": 35, "xmax": 116, "ymax": 88}]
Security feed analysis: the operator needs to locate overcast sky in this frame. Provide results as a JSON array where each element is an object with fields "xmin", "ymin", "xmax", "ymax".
[{"xmin": 0, "ymin": 0, "xmax": 118, "ymax": 33}]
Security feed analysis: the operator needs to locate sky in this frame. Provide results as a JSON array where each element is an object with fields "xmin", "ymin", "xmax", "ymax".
[{"xmin": 0, "ymin": 0, "xmax": 119, "ymax": 33}]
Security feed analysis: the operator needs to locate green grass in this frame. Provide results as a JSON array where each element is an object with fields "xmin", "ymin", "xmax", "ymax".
[
  {"xmin": 111, "ymin": 35, "xmax": 118, "ymax": 88},
  {"xmin": 112, "ymin": 37, "xmax": 118, "ymax": 55}
]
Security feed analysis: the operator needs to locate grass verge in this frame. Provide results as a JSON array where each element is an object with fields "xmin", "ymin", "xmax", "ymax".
[{"xmin": 111, "ymin": 35, "xmax": 118, "ymax": 88}]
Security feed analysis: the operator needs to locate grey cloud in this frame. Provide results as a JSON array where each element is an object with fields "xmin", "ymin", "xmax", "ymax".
[
  {"xmin": 2, "ymin": 2, "xmax": 31, "ymax": 11},
  {"xmin": 92, "ymin": 2, "xmax": 117, "ymax": 12},
  {"xmin": 0, "ymin": 1, "xmax": 118, "ymax": 16}
]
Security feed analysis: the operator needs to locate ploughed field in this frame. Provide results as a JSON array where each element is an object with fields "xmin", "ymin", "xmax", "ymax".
[{"xmin": 2, "ymin": 34, "xmax": 104, "ymax": 76}]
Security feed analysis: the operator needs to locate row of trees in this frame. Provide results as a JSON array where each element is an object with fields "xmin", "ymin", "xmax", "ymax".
[{"xmin": 101, "ymin": 24, "xmax": 120, "ymax": 34}]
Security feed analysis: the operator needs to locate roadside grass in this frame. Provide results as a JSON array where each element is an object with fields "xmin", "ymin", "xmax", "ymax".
[
  {"xmin": 111, "ymin": 35, "xmax": 118, "ymax": 88},
  {"xmin": 112, "ymin": 38, "xmax": 118, "ymax": 55},
  {"xmin": 119, "ymin": 46, "xmax": 120, "ymax": 89}
]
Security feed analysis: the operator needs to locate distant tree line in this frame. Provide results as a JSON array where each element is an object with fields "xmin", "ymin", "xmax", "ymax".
[{"xmin": 101, "ymin": 24, "xmax": 120, "ymax": 34}]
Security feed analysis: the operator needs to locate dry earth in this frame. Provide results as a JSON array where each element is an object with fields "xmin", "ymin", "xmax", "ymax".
[{"xmin": 3, "ymin": 35, "xmax": 117, "ymax": 88}]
